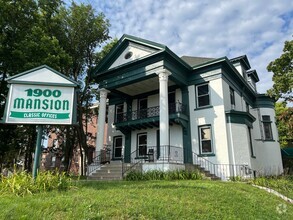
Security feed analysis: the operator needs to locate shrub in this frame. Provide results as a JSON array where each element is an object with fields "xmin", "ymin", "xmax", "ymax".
[
  {"xmin": 0, "ymin": 170, "xmax": 74, "ymax": 196},
  {"xmin": 124, "ymin": 169, "xmax": 203, "ymax": 181}
]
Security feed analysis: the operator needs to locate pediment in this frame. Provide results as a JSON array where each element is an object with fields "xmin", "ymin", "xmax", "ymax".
[
  {"xmin": 109, "ymin": 42, "xmax": 159, "ymax": 69},
  {"xmin": 94, "ymin": 35, "xmax": 166, "ymax": 74},
  {"xmin": 7, "ymin": 65, "xmax": 78, "ymax": 86}
]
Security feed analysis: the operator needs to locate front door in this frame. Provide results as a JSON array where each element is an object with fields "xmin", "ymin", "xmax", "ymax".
[
  {"xmin": 138, "ymin": 98, "xmax": 148, "ymax": 119},
  {"xmin": 113, "ymin": 136, "xmax": 123, "ymax": 159}
]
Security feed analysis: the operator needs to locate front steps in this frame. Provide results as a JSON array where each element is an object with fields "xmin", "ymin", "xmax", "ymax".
[
  {"xmin": 88, "ymin": 161, "xmax": 123, "ymax": 181},
  {"xmin": 87, "ymin": 161, "xmax": 221, "ymax": 181},
  {"xmin": 185, "ymin": 164, "xmax": 221, "ymax": 180}
]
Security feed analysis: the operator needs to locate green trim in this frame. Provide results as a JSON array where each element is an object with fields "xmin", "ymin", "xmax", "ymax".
[
  {"xmin": 198, "ymin": 154, "xmax": 215, "ymax": 157},
  {"xmin": 229, "ymin": 55, "xmax": 251, "ymax": 70},
  {"xmin": 226, "ymin": 110, "xmax": 256, "ymax": 128},
  {"xmin": 181, "ymin": 86, "xmax": 192, "ymax": 163},
  {"xmin": 247, "ymin": 70, "xmax": 259, "ymax": 82},
  {"xmin": 254, "ymin": 94, "xmax": 275, "ymax": 109},
  {"xmin": 194, "ymin": 105, "xmax": 213, "ymax": 111},
  {"xmin": 93, "ymin": 34, "xmax": 166, "ymax": 74},
  {"xmin": 263, "ymin": 139, "xmax": 276, "ymax": 142},
  {"xmin": 124, "ymin": 132, "xmax": 131, "ymax": 163},
  {"xmin": 7, "ymin": 65, "xmax": 79, "ymax": 86}
]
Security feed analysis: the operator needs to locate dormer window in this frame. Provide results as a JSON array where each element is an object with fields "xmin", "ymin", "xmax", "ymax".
[{"xmin": 124, "ymin": 51, "xmax": 133, "ymax": 59}]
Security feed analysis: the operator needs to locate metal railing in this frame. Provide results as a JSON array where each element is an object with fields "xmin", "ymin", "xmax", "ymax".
[
  {"xmin": 115, "ymin": 102, "xmax": 186, "ymax": 123},
  {"xmin": 122, "ymin": 145, "xmax": 184, "ymax": 176},
  {"xmin": 87, "ymin": 145, "xmax": 111, "ymax": 176},
  {"xmin": 192, "ymin": 152, "xmax": 254, "ymax": 180}
]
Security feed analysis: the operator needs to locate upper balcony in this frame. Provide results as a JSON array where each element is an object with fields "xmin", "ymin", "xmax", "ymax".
[{"xmin": 114, "ymin": 102, "xmax": 188, "ymax": 131}]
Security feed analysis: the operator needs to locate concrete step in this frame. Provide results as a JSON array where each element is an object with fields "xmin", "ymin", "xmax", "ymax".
[{"xmin": 88, "ymin": 160, "xmax": 123, "ymax": 180}]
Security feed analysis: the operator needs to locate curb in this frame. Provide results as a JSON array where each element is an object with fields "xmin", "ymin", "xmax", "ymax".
[{"xmin": 252, "ymin": 184, "xmax": 293, "ymax": 204}]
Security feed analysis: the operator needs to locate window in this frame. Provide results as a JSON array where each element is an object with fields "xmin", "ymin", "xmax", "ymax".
[
  {"xmin": 137, "ymin": 133, "xmax": 147, "ymax": 156},
  {"xmin": 199, "ymin": 125, "xmax": 213, "ymax": 154},
  {"xmin": 113, "ymin": 136, "xmax": 123, "ymax": 158},
  {"xmin": 262, "ymin": 115, "xmax": 273, "ymax": 140},
  {"xmin": 115, "ymin": 104, "xmax": 124, "ymax": 123},
  {"xmin": 230, "ymin": 87, "xmax": 235, "ymax": 109},
  {"xmin": 196, "ymin": 84, "xmax": 210, "ymax": 108}
]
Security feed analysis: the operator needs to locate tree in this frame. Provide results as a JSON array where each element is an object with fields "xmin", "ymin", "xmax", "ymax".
[
  {"xmin": 267, "ymin": 39, "xmax": 293, "ymax": 148},
  {"xmin": 0, "ymin": 0, "xmax": 110, "ymax": 174},
  {"xmin": 267, "ymin": 39, "xmax": 293, "ymax": 103},
  {"xmin": 275, "ymin": 102, "xmax": 293, "ymax": 148}
]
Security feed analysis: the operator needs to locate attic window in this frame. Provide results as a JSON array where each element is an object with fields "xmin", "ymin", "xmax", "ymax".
[{"xmin": 124, "ymin": 51, "xmax": 133, "ymax": 59}]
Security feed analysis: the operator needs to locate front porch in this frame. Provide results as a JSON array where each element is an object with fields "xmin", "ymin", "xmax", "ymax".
[{"xmin": 115, "ymin": 102, "xmax": 188, "ymax": 131}]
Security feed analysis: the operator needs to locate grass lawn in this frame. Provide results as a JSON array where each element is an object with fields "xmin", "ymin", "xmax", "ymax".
[{"xmin": 0, "ymin": 180, "xmax": 292, "ymax": 220}]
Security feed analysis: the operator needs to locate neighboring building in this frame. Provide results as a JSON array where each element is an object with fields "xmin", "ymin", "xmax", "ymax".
[
  {"xmin": 41, "ymin": 103, "xmax": 106, "ymax": 174},
  {"xmin": 90, "ymin": 34, "xmax": 283, "ymax": 179}
]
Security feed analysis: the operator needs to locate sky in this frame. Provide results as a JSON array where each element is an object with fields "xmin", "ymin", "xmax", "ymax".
[{"xmin": 72, "ymin": 0, "xmax": 292, "ymax": 94}]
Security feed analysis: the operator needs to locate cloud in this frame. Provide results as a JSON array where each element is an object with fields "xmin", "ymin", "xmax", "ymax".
[{"xmin": 86, "ymin": 0, "xmax": 293, "ymax": 93}]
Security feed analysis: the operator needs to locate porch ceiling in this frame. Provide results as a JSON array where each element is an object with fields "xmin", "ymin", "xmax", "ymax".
[{"xmin": 116, "ymin": 77, "xmax": 175, "ymax": 96}]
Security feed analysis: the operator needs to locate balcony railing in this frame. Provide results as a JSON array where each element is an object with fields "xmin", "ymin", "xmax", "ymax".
[{"xmin": 115, "ymin": 102, "xmax": 186, "ymax": 123}]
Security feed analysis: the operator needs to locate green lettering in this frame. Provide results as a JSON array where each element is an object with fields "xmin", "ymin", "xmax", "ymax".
[
  {"xmin": 26, "ymin": 99, "xmax": 33, "ymax": 109},
  {"xmin": 63, "ymin": 100, "xmax": 69, "ymax": 110},
  {"xmin": 42, "ymin": 99, "xmax": 49, "ymax": 110},
  {"xmin": 34, "ymin": 99, "xmax": 41, "ymax": 109},
  {"xmin": 13, "ymin": 98, "xmax": 25, "ymax": 109},
  {"xmin": 55, "ymin": 100, "xmax": 61, "ymax": 110},
  {"xmin": 50, "ymin": 100, "xmax": 53, "ymax": 110}
]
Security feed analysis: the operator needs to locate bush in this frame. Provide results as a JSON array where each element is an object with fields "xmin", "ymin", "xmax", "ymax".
[
  {"xmin": 124, "ymin": 169, "xmax": 203, "ymax": 181},
  {"xmin": 0, "ymin": 170, "xmax": 74, "ymax": 196}
]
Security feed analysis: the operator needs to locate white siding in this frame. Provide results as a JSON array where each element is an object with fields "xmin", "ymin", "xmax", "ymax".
[{"xmin": 189, "ymin": 78, "xmax": 230, "ymax": 164}]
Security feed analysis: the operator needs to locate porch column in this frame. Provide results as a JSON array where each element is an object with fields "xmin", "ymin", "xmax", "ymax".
[
  {"xmin": 96, "ymin": 88, "xmax": 110, "ymax": 155},
  {"xmin": 157, "ymin": 69, "xmax": 171, "ymax": 160}
]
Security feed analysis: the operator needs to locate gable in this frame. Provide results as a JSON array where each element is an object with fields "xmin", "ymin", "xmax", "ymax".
[
  {"xmin": 7, "ymin": 66, "xmax": 78, "ymax": 86},
  {"xmin": 109, "ymin": 42, "xmax": 158, "ymax": 69},
  {"xmin": 94, "ymin": 34, "xmax": 167, "ymax": 75}
]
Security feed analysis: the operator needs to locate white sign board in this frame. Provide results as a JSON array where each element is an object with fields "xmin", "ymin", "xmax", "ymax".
[
  {"xmin": 3, "ymin": 65, "xmax": 78, "ymax": 125},
  {"xmin": 5, "ymin": 84, "xmax": 75, "ymax": 124}
]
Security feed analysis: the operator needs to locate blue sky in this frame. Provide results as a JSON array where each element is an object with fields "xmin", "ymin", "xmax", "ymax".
[{"xmin": 70, "ymin": 0, "xmax": 292, "ymax": 93}]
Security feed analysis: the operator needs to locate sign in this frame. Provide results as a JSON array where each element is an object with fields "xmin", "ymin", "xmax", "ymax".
[{"xmin": 3, "ymin": 65, "xmax": 78, "ymax": 125}]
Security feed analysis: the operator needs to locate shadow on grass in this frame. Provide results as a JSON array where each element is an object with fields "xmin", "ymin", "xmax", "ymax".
[{"xmin": 75, "ymin": 180, "xmax": 211, "ymax": 191}]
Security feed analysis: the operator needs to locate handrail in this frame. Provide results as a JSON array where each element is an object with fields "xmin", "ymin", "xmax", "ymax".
[
  {"xmin": 122, "ymin": 145, "xmax": 184, "ymax": 176},
  {"xmin": 87, "ymin": 145, "xmax": 111, "ymax": 176},
  {"xmin": 192, "ymin": 152, "xmax": 254, "ymax": 180}
]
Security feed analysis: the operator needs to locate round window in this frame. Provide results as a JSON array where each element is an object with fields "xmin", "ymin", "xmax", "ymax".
[{"xmin": 124, "ymin": 51, "xmax": 133, "ymax": 59}]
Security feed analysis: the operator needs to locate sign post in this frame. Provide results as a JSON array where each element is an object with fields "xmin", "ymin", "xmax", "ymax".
[
  {"xmin": 32, "ymin": 125, "xmax": 43, "ymax": 179},
  {"xmin": 3, "ymin": 65, "xmax": 78, "ymax": 179}
]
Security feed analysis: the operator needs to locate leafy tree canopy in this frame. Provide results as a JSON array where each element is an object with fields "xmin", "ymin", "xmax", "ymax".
[{"xmin": 267, "ymin": 39, "xmax": 293, "ymax": 102}]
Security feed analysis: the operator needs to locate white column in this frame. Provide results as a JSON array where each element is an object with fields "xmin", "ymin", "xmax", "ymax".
[
  {"xmin": 157, "ymin": 69, "xmax": 171, "ymax": 160},
  {"xmin": 96, "ymin": 88, "xmax": 110, "ymax": 155}
]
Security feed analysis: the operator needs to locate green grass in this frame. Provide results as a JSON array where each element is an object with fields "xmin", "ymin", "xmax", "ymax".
[
  {"xmin": 250, "ymin": 176, "xmax": 293, "ymax": 199},
  {"xmin": 0, "ymin": 180, "xmax": 292, "ymax": 220}
]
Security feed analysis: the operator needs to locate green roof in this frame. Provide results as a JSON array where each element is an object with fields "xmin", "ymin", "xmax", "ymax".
[{"xmin": 281, "ymin": 148, "xmax": 293, "ymax": 158}]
